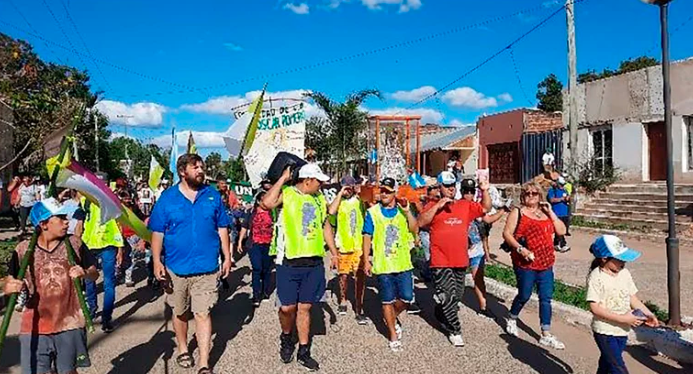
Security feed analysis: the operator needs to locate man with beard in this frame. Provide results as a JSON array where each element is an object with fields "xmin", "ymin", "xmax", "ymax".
[
  {"xmin": 327, "ymin": 175, "xmax": 367, "ymax": 323},
  {"xmin": 261, "ymin": 163, "xmax": 339, "ymax": 371},
  {"xmin": 417, "ymin": 173, "xmax": 490, "ymax": 347},
  {"xmin": 149, "ymin": 154, "xmax": 232, "ymax": 374},
  {"xmin": 3, "ymin": 198, "xmax": 98, "ymax": 374}
]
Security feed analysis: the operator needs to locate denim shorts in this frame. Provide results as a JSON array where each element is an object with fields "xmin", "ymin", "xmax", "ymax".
[
  {"xmin": 20, "ymin": 328, "xmax": 91, "ymax": 374},
  {"xmin": 276, "ymin": 264, "xmax": 326, "ymax": 306},
  {"xmin": 469, "ymin": 254, "xmax": 486, "ymax": 270},
  {"xmin": 377, "ymin": 270, "xmax": 415, "ymax": 304}
]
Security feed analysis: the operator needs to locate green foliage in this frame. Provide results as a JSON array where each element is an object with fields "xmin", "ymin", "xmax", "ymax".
[
  {"xmin": 106, "ymin": 136, "xmax": 167, "ymax": 181},
  {"xmin": 536, "ymin": 74, "xmax": 563, "ymax": 112},
  {"xmin": 225, "ymin": 157, "xmax": 247, "ymax": 182},
  {"xmin": 304, "ymin": 89, "xmax": 382, "ymax": 177},
  {"xmin": 204, "ymin": 152, "xmax": 224, "ymax": 179},
  {"xmin": 578, "ymin": 56, "xmax": 659, "ymax": 84},
  {"xmin": 644, "ymin": 301, "xmax": 669, "ymax": 323},
  {"xmin": 570, "ymin": 215, "xmax": 652, "ymax": 233},
  {"xmin": 0, "ymin": 239, "xmax": 18, "ymax": 278},
  {"xmin": 563, "ymin": 153, "xmax": 622, "ymax": 194}
]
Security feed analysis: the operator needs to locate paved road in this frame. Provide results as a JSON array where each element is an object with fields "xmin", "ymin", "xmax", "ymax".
[
  {"xmin": 0, "ymin": 253, "xmax": 685, "ymax": 373},
  {"xmin": 487, "ymin": 224, "xmax": 693, "ymax": 317}
]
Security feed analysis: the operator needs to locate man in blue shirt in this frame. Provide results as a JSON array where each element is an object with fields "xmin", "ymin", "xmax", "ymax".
[
  {"xmin": 149, "ymin": 153, "xmax": 231, "ymax": 374},
  {"xmin": 547, "ymin": 179, "xmax": 570, "ymax": 253}
]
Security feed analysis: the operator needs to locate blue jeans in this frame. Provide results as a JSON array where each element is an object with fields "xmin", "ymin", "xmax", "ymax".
[
  {"xmin": 85, "ymin": 246, "xmax": 118, "ymax": 324},
  {"xmin": 377, "ymin": 270, "xmax": 414, "ymax": 304},
  {"xmin": 594, "ymin": 333, "xmax": 629, "ymax": 373},
  {"xmin": 249, "ymin": 243, "xmax": 272, "ymax": 299},
  {"xmin": 509, "ymin": 267, "xmax": 554, "ymax": 331}
]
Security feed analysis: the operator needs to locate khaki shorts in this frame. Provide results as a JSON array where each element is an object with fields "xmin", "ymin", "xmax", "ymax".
[{"xmin": 167, "ymin": 269, "xmax": 219, "ymax": 317}]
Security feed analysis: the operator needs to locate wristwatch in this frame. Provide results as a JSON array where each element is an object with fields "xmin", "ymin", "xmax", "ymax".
[{"xmin": 515, "ymin": 246, "xmax": 525, "ymax": 254}]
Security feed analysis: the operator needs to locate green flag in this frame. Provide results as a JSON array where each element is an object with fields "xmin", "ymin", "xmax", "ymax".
[
  {"xmin": 148, "ymin": 155, "xmax": 164, "ymax": 191},
  {"xmin": 187, "ymin": 132, "xmax": 197, "ymax": 154},
  {"xmin": 240, "ymin": 86, "xmax": 266, "ymax": 156}
]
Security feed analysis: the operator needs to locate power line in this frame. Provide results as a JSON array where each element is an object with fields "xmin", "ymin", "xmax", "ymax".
[
  {"xmin": 0, "ymin": 1, "xmax": 562, "ymax": 99},
  {"xmin": 0, "ymin": 19, "xmax": 210, "ymax": 96},
  {"xmin": 508, "ymin": 47, "xmax": 535, "ymax": 106},
  {"xmin": 56, "ymin": 0, "xmax": 113, "ymax": 93},
  {"xmin": 38, "ymin": 0, "xmax": 95, "ymax": 86},
  {"xmin": 7, "ymin": 0, "xmax": 65, "ymax": 64},
  {"xmin": 404, "ymin": 0, "xmax": 589, "ymax": 110}
]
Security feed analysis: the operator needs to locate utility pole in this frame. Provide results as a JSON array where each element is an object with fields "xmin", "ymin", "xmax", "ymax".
[{"xmin": 566, "ymin": 0, "xmax": 579, "ymax": 166}]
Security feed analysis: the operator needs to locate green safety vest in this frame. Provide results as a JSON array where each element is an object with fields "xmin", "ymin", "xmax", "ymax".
[
  {"xmin": 81, "ymin": 198, "xmax": 124, "ymax": 250},
  {"xmin": 279, "ymin": 186, "xmax": 327, "ymax": 260},
  {"xmin": 336, "ymin": 197, "xmax": 364, "ymax": 254},
  {"xmin": 269, "ymin": 207, "xmax": 279, "ymax": 256},
  {"xmin": 368, "ymin": 205, "xmax": 414, "ymax": 275}
]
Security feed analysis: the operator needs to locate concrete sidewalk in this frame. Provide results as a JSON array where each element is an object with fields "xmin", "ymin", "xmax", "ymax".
[
  {"xmin": 487, "ymin": 224, "xmax": 693, "ymax": 317},
  {"xmin": 0, "ymin": 254, "xmax": 685, "ymax": 373}
]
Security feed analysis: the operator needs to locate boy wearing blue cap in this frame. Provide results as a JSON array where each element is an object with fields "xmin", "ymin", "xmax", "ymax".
[
  {"xmin": 586, "ymin": 235, "xmax": 659, "ymax": 373},
  {"xmin": 2, "ymin": 198, "xmax": 99, "ymax": 374}
]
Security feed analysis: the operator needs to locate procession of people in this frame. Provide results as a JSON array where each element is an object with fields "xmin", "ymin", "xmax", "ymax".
[{"xmin": 1, "ymin": 151, "xmax": 661, "ymax": 374}]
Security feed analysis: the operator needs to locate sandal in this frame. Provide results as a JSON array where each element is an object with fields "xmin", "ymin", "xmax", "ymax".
[
  {"xmin": 176, "ymin": 353, "xmax": 194, "ymax": 369},
  {"xmin": 198, "ymin": 367, "xmax": 214, "ymax": 374}
]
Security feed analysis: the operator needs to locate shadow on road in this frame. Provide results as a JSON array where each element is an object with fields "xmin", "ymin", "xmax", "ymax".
[{"xmin": 626, "ymin": 345, "xmax": 692, "ymax": 373}]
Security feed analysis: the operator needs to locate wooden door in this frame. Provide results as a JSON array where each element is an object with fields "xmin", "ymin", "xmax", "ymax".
[
  {"xmin": 488, "ymin": 142, "xmax": 519, "ymax": 184},
  {"xmin": 648, "ymin": 122, "xmax": 667, "ymax": 181}
]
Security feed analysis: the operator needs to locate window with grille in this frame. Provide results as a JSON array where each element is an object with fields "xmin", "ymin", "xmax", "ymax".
[{"xmin": 592, "ymin": 127, "xmax": 613, "ymax": 175}]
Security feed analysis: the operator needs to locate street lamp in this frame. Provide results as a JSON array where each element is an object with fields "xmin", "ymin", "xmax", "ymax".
[{"xmin": 640, "ymin": 0, "xmax": 680, "ymax": 326}]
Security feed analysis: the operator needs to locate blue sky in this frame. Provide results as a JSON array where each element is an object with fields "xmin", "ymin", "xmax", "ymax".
[{"xmin": 2, "ymin": 0, "xmax": 692, "ymax": 157}]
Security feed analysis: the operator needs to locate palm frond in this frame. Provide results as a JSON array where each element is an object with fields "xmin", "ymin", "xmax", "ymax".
[
  {"xmin": 303, "ymin": 91, "xmax": 334, "ymax": 116},
  {"xmin": 345, "ymin": 89, "xmax": 382, "ymax": 107}
]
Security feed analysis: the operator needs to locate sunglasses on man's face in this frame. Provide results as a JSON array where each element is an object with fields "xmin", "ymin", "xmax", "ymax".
[
  {"xmin": 381, "ymin": 189, "xmax": 395, "ymax": 195},
  {"xmin": 442, "ymin": 184, "xmax": 456, "ymax": 189},
  {"xmin": 462, "ymin": 189, "xmax": 475, "ymax": 195}
]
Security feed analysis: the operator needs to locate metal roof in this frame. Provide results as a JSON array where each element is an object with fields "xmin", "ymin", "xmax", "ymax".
[{"xmin": 409, "ymin": 126, "xmax": 476, "ymax": 152}]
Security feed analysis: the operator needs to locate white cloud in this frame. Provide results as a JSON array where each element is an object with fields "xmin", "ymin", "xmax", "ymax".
[
  {"xmin": 542, "ymin": 0, "xmax": 560, "ymax": 8},
  {"xmin": 283, "ymin": 3, "xmax": 310, "ymax": 14},
  {"xmin": 365, "ymin": 107, "xmax": 444, "ymax": 125},
  {"xmin": 390, "ymin": 86, "xmax": 436, "ymax": 102},
  {"xmin": 180, "ymin": 89, "xmax": 315, "ymax": 116},
  {"xmin": 223, "ymin": 42, "xmax": 242, "ymax": 52},
  {"xmin": 96, "ymin": 100, "xmax": 167, "ymax": 127},
  {"xmin": 151, "ymin": 130, "xmax": 227, "ymax": 149},
  {"xmin": 329, "ymin": 0, "xmax": 422, "ymax": 12},
  {"xmin": 448, "ymin": 119, "xmax": 475, "ymax": 127},
  {"xmin": 498, "ymin": 93, "xmax": 513, "ymax": 103},
  {"xmin": 442, "ymin": 87, "xmax": 498, "ymax": 109}
]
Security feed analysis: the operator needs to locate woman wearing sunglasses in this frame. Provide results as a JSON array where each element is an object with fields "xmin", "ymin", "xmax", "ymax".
[{"xmin": 502, "ymin": 181, "xmax": 567, "ymax": 350}]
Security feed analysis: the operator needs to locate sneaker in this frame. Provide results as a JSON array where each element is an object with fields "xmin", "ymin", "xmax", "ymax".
[
  {"xmin": 297, "ymin": 346, "xmax": 319, "ymax": 371},
  {"xmin": 355, "ymin": 314, "xmax": 370, "ymax": 325},
  {"xmin": 252, "ymin": 298, "xmax": 261, "ymax": 308},
  {"xmin": 338, "ymin": 305, "xmax": 347, "ymax": 316},
  {"xmin": 505, "ymin": 318, "xmax": 519, "ymax": 337},
  {"xmin": 279, "ymin": 333, "xmax": 295, "ymax": 364},
  {"xmin": 101, "ymin": 321, "xmax": 115, "ymax": 333},
  {"xmin": 388, "ymin": 340, "xmax": 403, "ymax": 352},
  {"xmin": 395, "ymin": 320, "xmax": 403, "ymax": 340},
  {"xmin": 448, "ymin": 334, "xmax": 465, "ymax": 347},
  {"xmin": 407, "ymin": 303, "xmax": 421, "ymax": 315},
  {"xmin": 539, "ymin": 334, "xmax": 566, "ymax": 350},
  {"xmin": 555, "ymin": 245, "xmax": 571, "ymax": 253}
]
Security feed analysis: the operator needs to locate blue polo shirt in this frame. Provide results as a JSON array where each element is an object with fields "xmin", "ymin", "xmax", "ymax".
[
  {"xmin": 148, "ymin": 184, "xmax": 230, "ymax": 276},
  {"xmin": 547, "ymin": 187, "xmax": 569, "ymax": 218}
]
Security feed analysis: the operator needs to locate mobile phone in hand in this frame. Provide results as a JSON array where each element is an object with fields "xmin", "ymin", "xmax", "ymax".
[{"xmin": 632, "ymin": 309, "xmax": 648, "ymax": 320}]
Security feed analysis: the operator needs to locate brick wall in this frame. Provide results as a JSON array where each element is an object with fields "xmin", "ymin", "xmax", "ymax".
[{"xmin": 524, "ymin": 110, "xmax": 564, "ymax": 133}]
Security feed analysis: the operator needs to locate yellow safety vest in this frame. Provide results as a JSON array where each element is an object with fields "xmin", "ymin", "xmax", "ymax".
[
  {"xmin": 368, "ymin": 205, "xmax": 414, "ymax": 275},
  {"xmin": 81, "ymin": 198, "xmax": 124, "ymax": 250},
  {"xmin": 281, "ymin": 186, "xmax": 327, "ymax": 260},
  {"xmin": 336, "ymin": 197, "xmax": 364, "ymax": 254}
]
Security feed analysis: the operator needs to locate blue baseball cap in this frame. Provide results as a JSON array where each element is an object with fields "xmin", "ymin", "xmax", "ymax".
[
  {"xmin": 29, "ymin": 198, "xmax": 78, "ymax": 227},
  {"xmin": 437, "ymin": 171, "xmax": 456, "ymax": 186},
  {"xmin": 590, "ymin": 235, "xmax": 642, "ymax": 262}
]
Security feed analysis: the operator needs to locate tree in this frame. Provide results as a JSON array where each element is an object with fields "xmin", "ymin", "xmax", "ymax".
[
  {"xmin": 304, "ymin": 89, "xmax": 382, "ymax": 177},
  {"xmin": 205, "ymin": 152, "xmax": 223, "ymax": 179},
  {"xmin": 578, "ymin": 56, "xmax": 659, "ymax": 84},
  {"xmin": 305, "ymin": 116, "xmax": 332, "ymax": 163},
  {"xmin": 536, "ymin": 74, "xmax": 563, "ymax": 112},
  {"xmin": 224, "ymin": 157, "xmax": 246, "ymax": 182}
]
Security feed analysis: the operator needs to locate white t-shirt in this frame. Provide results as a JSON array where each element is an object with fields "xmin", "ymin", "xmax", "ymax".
[
  {"xmin": 18, "ymin": 184, "xmax": 38, "ymax": 208},
  {"xmin": 139, "ymin": 188, "xmax": 154, "ymax": 204},
  {"xmin": 542, "ymin": 152, "xmax": 555, "ymax": 166},
  {"xmin": 586, "ymin": 267, "xmax": 638, "ymax": 337}
]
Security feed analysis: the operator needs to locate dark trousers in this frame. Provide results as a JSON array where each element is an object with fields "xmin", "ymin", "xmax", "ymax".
[
  {"xmin": 18, "ymin": 206, "xmax": 31, "ymax": 232},
  {"xmin": 594, "ymin": 333, "xmax": 629, "ymax": 374},
  {"xmin": 553, "ymin": 216, "xmax": 570, "ymax": 247},
  {"xmin": 249, "ymin": 243, "xmax": 272, "ymax": 299},
  {"xmin": 431, "ymin": 267, "xmax": 466, "ymax": 335}
]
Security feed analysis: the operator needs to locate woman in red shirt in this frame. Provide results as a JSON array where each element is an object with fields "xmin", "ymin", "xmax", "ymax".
[
  {"xmin": 502, "ymin": 181, "xmax": 566, "ymax": 350},
  {"xmin": 237, "ymin": 191, "xmax": 274, "ymax": 307}
]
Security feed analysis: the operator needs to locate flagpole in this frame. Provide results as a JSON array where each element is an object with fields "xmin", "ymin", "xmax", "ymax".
[{"xmin": 0, "ymin": 107, "xmax": 93, "ymax": 357}]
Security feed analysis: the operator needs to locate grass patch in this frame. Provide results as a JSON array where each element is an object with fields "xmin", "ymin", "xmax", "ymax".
[
  {"xmin": 0, "ymin": 239, "xmax": 18, "ymax": 279},
  {"xmin": 571, "ymin": 215, "xmax": 651, "ymax": 233},
  {"xmin": 486, "ymin": 263, "xmax": 665, "ymax": 320}
]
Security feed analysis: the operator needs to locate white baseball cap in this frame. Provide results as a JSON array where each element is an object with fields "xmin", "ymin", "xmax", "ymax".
[{"xmin": 298, "ymin": 163, "xmax": 330, "ymax": 182}]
